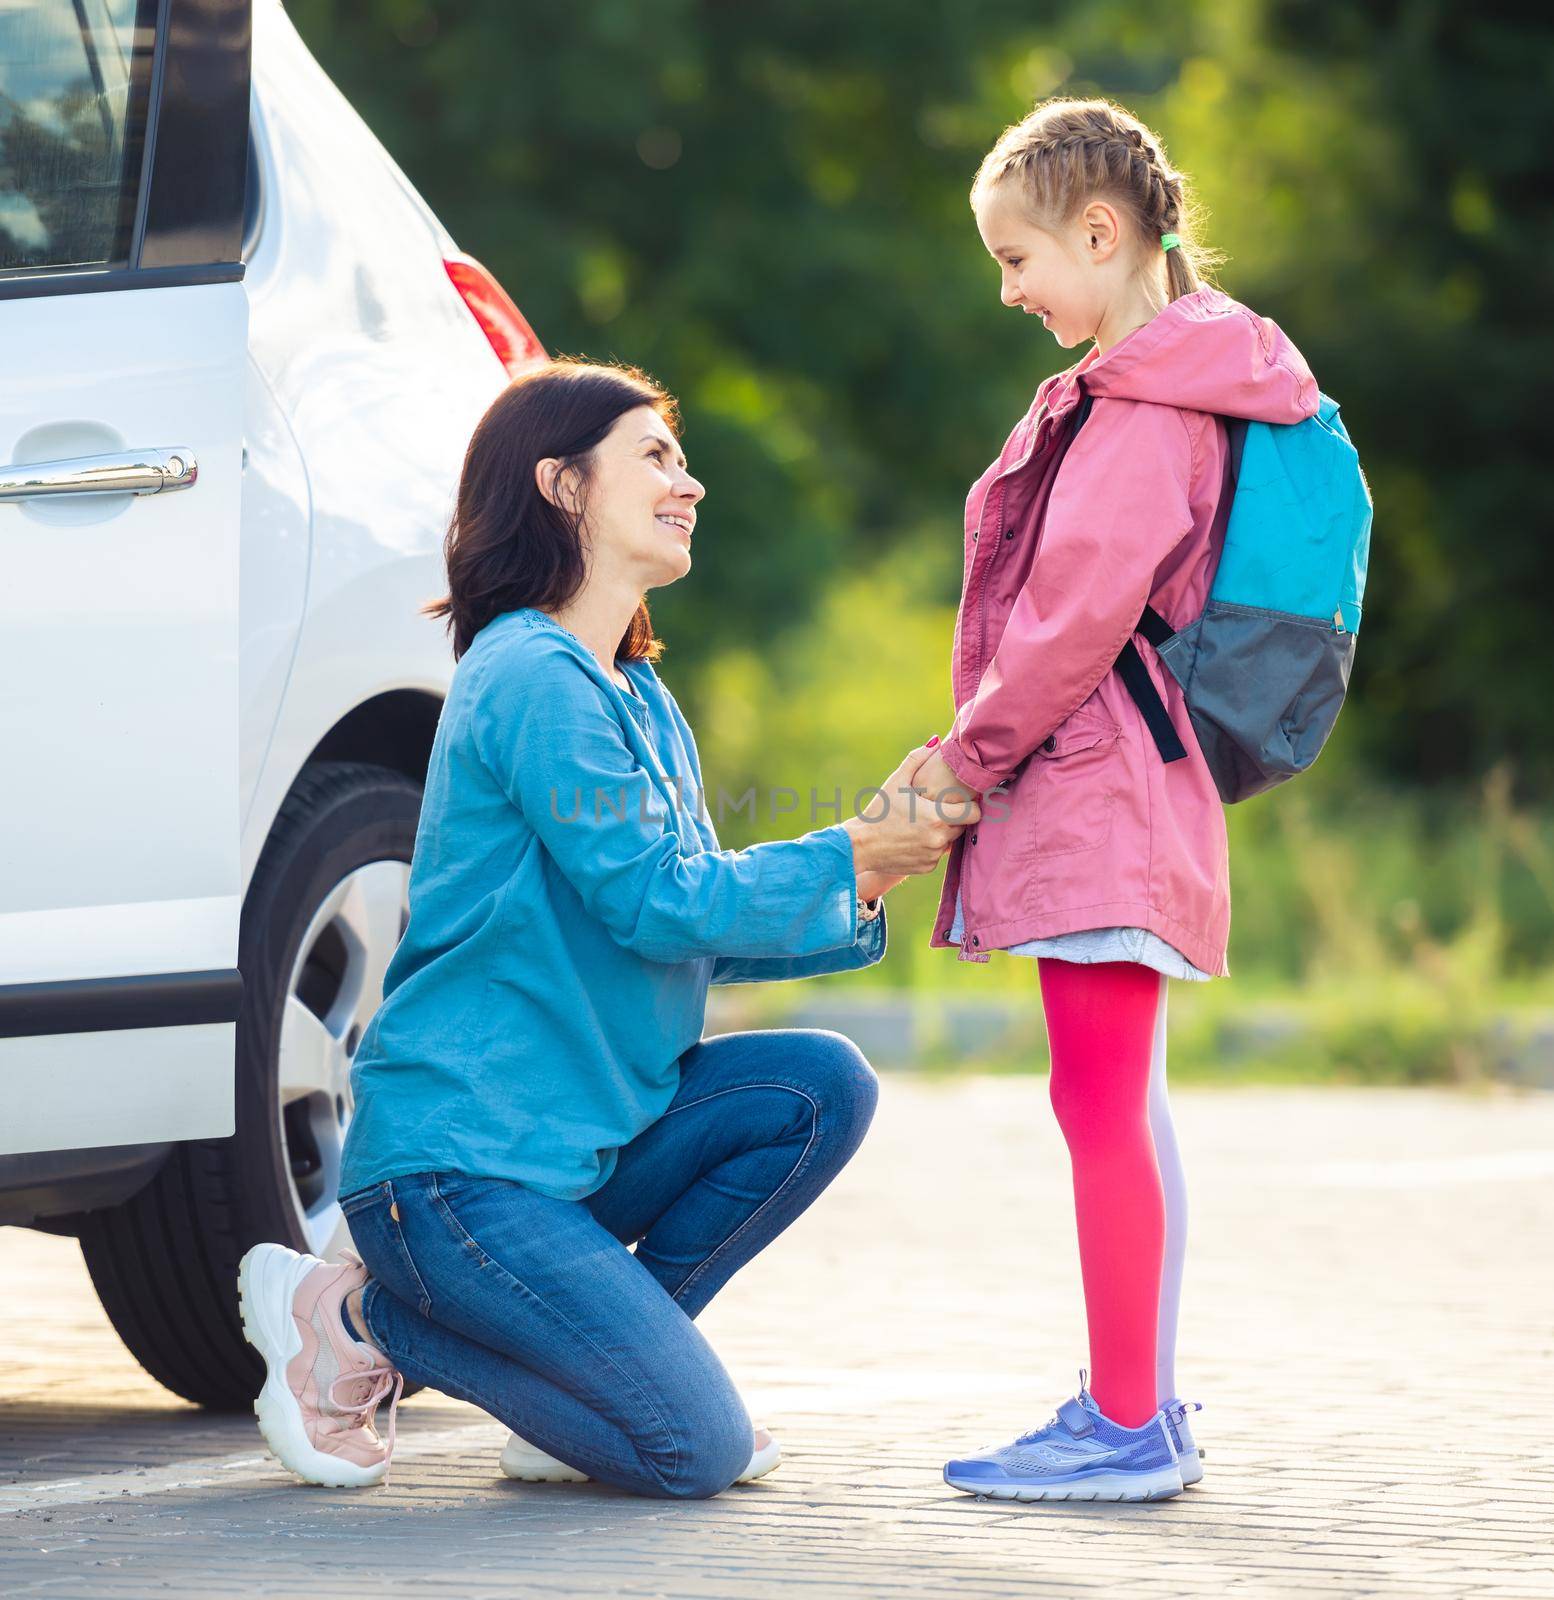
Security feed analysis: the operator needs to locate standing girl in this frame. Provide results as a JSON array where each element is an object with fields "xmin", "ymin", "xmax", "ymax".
[{"xmin": 909, "ymin": 97, "xmax": 1322, "ymax": 1501}]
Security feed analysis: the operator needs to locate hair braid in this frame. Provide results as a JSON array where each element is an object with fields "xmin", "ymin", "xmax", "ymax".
[{"xmin": 971, "ymin": 95, "xmax": 1222, "ymax": 302}]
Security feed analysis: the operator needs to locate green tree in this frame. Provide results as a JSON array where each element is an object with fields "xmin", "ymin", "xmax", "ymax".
[{"xmin": 288, "ymin": 0, "xmax": 1554, "ymax": 795}]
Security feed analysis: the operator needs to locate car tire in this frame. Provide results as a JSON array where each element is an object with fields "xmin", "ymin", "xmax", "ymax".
[{"xmin": 76, "ymin": 760, "xmax": 423, "ymax": 1409}]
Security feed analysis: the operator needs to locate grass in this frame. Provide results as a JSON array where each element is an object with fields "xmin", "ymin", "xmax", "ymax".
[
  {"xmin": 707, "ymin": 763, "xmax": 1554, "ymax": 1087},
  {"xmin": 690, "ymin": 565, "xmax": 1554, "ymax": 1085}
]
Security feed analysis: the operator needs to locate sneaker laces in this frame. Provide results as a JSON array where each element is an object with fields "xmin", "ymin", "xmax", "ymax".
[
  {"xmin": 1155, "ymin": 1397, "xmax": 1204, "ymax": 1460},
  {"xmin": 326, "ymin": 1363, "xmax": 405, "ymax": 1458},
  {"xmin": 1013, "ymin": 1411, "xmax": 1063, "ymax": 1447},
  {"xmin": 1013, "ymin": 1365, "xmax": 1093, "ymax": 1445},
  {"xmin": 1016, "ymin": 1373, "xmax": 1202, "ymax": 1447}
]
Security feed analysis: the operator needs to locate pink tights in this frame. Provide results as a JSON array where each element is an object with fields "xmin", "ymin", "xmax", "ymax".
[{"xmin": 1038, "ymin": 957, "xmax": 1171, "ymax": 1430}]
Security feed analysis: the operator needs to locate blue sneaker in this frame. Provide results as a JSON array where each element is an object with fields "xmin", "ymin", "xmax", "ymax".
[
  {"xmin": 1161, "ymin": 1395, "xmax": 1205, "ymax": 1486},
  {"xmin": 943, "ymin": 1370, "xmax": 1184, "ymax": 1502}
]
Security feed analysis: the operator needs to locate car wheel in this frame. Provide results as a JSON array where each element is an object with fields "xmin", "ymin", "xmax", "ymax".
[{"xmin": 76, "ymin": 761, "xmax": 421, "ymax": 1409}]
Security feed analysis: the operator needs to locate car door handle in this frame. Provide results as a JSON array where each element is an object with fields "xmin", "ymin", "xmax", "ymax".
[{"xmin": 0, "ymin": 447, "xmax": 198, "ymax": 502}]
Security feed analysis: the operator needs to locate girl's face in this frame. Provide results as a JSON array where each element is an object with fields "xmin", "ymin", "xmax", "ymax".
[
  {"xmin": 973, "ymin": 184, "xmax": 1135, "ymax": 350},
  {"xmin": 549, "ymin": 404, "xmax": 706, "ymax": 592}
]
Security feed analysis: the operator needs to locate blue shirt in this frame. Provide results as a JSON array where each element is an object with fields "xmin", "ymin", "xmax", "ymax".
[{"xmin": 339, "ymin": 608, "xmax": 885, "ymax": 1202}]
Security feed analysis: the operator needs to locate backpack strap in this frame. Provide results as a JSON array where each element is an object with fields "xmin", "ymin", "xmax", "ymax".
[
  {"xmin": 1115, "ymin": 631, "xmax": 1188, "ymax": 762},
  {"xmin": 1067, "ymin": 383, "xmax": 1189, "ymax": 764}
]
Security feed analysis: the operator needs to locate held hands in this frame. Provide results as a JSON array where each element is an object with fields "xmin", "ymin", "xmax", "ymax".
[
  {"xmin": 844, "ymin": 737, "xmax": 981, "ymax": 894},
  {"xmin": 910, "ymin": 747, "xmax": 981, "ymax": 815}
]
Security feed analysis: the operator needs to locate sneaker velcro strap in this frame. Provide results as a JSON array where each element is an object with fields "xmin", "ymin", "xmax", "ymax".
[{"xmin": 1056, "ymin": 1398, "xmax": 1095, "ymax": 1437}]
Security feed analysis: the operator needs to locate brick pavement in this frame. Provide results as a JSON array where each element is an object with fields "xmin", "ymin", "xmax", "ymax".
[{"xmin": 3, "ymin": 1078, "xmax": 1552, "ymax": 1599}]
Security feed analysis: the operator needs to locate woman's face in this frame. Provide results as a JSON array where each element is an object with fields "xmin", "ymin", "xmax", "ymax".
[{"xmin": 567, "ymin": 404, "xmax": 706, "ymax": 592}]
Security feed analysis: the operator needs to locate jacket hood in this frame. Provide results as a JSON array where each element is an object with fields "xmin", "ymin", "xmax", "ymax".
[{"xmin": 1073, "ymin": 286, "xmax": 1319, "ymax": 424}]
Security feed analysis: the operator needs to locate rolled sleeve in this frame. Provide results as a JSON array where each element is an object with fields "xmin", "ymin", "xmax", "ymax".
[
  {"xmin": 711, "ymin": 897, "xmax": 888, "ymax": 986},
  {"xmin": 472, "ymin": 638, "xmax": 862, "ymax": 964}
]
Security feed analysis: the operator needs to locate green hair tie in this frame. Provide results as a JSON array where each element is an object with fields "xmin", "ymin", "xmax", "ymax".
[{"xmin": 1160, "ymin": 232, "xmax": 1182, "ymax": 252}]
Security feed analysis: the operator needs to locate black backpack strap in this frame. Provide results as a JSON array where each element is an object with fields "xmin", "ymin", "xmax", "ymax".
[
  {"xmin": 1115, "ymin": 637, "xmax": 1188, "ymax": 761},
  {"xmin": 1226, "ymin": 416, "xmax": 1248, "ymax": 485},
  {"xmin": 1068, "ymin": 385, "xmax": 1189, "ymax": 765},
  {"xmin": 1135, "ymin": 604, "xmax": 1175, "ymax": 650}
]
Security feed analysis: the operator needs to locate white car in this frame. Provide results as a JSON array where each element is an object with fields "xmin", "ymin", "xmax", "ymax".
[{"xmin": 0, "ymin": 0, "xmax": 542, "ymax": 1405}]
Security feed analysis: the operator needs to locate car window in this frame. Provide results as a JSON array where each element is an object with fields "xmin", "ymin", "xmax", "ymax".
[{"xmin": 0, "ymin": 0, "xmax": 157, "ymax": 272}]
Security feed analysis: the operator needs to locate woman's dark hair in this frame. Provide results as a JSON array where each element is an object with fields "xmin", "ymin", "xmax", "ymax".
[{"xmin": 425, "ymin": 358, "xmax": 679, "ymax": 662}]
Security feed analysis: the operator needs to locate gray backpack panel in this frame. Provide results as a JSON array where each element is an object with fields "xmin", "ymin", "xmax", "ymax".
[{"xmin": 1157, "ymin": 598, "xmax": 1358, "ymax": 804}]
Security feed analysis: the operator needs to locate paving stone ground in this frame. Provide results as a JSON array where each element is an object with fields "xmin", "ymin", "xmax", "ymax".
[{"xmin": 3, "ymin": 1077, "xmax": 1552, "ymax": 1599}]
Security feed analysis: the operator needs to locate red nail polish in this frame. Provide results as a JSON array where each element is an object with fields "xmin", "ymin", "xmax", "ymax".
[{"xmin": 926, "ymin": 735, "xmax": 940, "ymax": 748}]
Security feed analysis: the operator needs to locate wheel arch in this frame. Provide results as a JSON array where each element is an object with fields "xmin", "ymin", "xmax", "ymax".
[{"xmin": 302, "ymin": 688, "xmax": 443, "ymax": 788}]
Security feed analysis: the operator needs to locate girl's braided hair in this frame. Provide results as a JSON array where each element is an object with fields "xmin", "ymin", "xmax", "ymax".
[{"xmin": 972, "ymin": 96, "xmax": 1223, "ymax": 302}]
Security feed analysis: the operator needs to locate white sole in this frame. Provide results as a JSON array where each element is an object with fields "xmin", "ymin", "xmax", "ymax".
[
  {"xmin": 499, "ymin": 1432, "xmax": 781, "ymax": 1486},
  {"xmin": 237, "ymin": 1242, "xmax": 388, "ymax": 1489},
  {"xmin": 498, "ymin": 1436, "xmax": 589, "ymax": 1483},
  {"xmin": 944, "ymin": 1463, "xmax": 1184, "ymax": 1502},
  {"xmin": 1179, "ymin": 1448, "xmax": 1203, "ymax": 1486},
  {"xmin": 738, "ymin": 1435, "xmax": 781, "ymax": 1483}
]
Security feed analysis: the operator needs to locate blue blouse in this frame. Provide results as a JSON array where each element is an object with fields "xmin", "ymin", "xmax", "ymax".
[{"xmin": 339, "ymin": 608, "xmax": 885, "ymax": 1202}]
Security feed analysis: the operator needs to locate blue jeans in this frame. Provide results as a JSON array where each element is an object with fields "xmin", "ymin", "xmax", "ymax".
[{"xmin": 339, "ymin": 1028, "xmax": 878, "ymax": 1499}]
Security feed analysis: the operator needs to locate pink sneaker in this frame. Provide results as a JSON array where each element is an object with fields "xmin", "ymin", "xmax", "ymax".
[{"xmin": 237, "ymin": 1242, "xmax": 403, "ymax": 1487}]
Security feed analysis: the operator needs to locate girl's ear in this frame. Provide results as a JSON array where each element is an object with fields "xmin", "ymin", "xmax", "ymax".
[{"xmin": 1082, "ymin": 199, "xmax": 1124, "ymax": 262}]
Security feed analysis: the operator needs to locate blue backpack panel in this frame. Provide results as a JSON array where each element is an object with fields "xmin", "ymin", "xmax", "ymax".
[{"xmin": 1076, "ymin": 388, "xmax": 1373, "ymax": 804}]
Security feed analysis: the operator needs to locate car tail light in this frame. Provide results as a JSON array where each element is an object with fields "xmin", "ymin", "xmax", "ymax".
[{"xmin": 443, "ymin": 253, "xmax": 547, "ymax": 376}]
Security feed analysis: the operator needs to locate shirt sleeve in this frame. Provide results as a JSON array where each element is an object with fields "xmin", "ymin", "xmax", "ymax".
[
  {"xmin": 939, "ymin": 400, "xmax": 1197, "ymax": 794},
  {"xmin": 472, "ymin": 636, "xmax": 861, "ymax": 964},
  {"xmin": 710, "ymin": 897, "xmax": 887, "ymax": 986}
]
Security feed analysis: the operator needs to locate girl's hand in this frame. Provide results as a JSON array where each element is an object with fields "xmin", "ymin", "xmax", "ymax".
[
  {"xmin": 909, "ymin": 750, "xmax": 982, "ymax": 818},
  {"xmin": 843, "ymin": 743, "xmax": 980, "ymax": 879}
]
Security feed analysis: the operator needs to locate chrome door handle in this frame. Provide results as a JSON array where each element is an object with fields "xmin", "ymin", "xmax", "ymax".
[{"xmin": 0, "ymin": 448, "xmax": 198, "ymax": 502}]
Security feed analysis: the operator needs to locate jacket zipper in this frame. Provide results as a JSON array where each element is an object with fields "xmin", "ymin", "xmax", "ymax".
[
  {"xmin": 957, "ymin": 395, "xmax": 1063, "ymax": 954},
  {"xmin": 964, "ymin": 399, "xmax": 1055, "ymax": 698}
]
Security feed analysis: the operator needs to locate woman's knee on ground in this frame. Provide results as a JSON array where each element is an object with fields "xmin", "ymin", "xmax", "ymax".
[
  {"xmin": 791, "ymin": 1028, "xmax": 880, "ymax": 1138},
  {"xmin": 642, "ymin": 1402, "xmax": 752, "ymax": 1500}
]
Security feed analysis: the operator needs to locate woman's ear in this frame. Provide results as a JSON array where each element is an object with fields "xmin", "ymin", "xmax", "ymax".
[{"xmin": 537, "ymin": 457, "xmax": 579, "ymax": 512}]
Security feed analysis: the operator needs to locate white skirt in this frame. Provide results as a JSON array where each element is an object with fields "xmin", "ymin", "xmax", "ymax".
[{"xmin": 948, "ymin": 887, "xmax": 1214, "ymax": 982}]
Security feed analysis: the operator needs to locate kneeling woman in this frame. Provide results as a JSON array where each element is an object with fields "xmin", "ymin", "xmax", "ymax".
[{"xmin": 237, "ymin": 361, "xmax": 971, "ymax": 1497}]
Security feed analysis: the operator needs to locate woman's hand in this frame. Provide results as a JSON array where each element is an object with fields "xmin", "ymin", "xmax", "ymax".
[{"xmin": 842, "ymin": 743, "xmax": 980, "ymax": 880}]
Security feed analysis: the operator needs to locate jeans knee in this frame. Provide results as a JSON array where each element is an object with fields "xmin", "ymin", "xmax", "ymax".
[
  {"xmin": 654, "ymin": 1413, "xmax": 750, "ymax": 1500},
  {"xmin": 801, "ymin": 1029, "xmax": 880, "ymax": 1132}
]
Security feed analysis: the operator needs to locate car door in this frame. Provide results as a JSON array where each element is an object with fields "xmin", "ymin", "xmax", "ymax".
[{"xmin": 0, "ymin": 0, "xmax": 251, "ymax": 1155}]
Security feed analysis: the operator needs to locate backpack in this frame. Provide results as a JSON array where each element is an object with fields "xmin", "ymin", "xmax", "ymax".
[{"xmin": 1071, "ymin": 384, "xmax": 1372, "ymax": 804}]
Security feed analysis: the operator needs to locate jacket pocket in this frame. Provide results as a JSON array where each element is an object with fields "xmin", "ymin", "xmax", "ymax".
[{"xmin": 1018, "ymin": 715, "xmax": 1123, "ymax": 859}]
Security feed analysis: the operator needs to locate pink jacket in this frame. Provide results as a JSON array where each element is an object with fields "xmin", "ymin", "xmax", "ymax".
[{"xmin": 932, "ymin": 286, "xmax": 1319, "ymax": 974}]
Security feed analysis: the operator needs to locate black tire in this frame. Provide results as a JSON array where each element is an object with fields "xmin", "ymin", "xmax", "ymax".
[{"xmin": 77, "ymin": 761, "xmax": 423, "ymax": 1409}]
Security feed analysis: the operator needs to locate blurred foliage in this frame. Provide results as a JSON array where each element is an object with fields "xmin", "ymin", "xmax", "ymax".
[
  {"xmin": 288, "ymin": 0, "xmax": 1554, "ymax": 795},
  {"xmin": 689, "ymin": 578, "xmax": 1554, "ymax": 985},
  {"xmin": 287, "ymin": 1, "xmax": 1554, "ymax": 1019}
]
